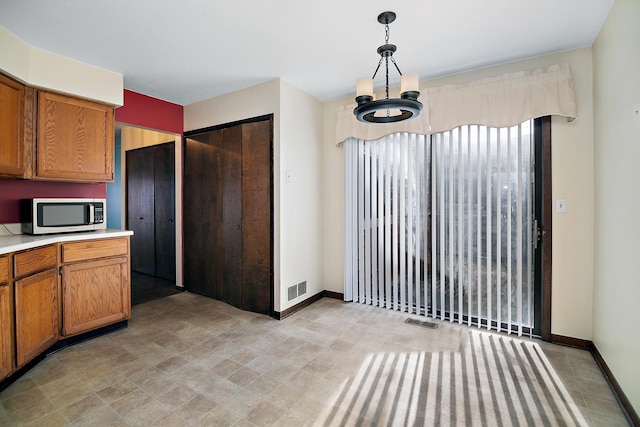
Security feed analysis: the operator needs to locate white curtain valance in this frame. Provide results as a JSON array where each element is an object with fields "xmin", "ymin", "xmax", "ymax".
[
  {"xmin": 427, "ymin": 63, "xmax": 576, "ymax": 134},
  {"xmin": 335, "ymin": 63, "xmax": 577, "ymax": 145}
]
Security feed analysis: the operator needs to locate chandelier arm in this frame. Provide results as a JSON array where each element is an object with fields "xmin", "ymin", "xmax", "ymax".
[
  {"xmin": 372, "ymin": 57, "xmax": 384, "ymax": 80},
  {"xmin": 390, "ymin": 56, "xmax": 402, "ymax": 76}
]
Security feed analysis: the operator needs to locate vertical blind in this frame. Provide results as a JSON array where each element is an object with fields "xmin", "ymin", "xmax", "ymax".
[{"xmin": 344, "ymin": 122, "xmax": 534, "ymax": 335}]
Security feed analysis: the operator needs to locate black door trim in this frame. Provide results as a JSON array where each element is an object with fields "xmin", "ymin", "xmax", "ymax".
[{"xmin": 534, "ymin": 116, "xmax": 552, "ymax": 340}]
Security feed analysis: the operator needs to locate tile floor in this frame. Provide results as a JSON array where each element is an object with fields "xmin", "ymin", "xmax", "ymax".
[
  {"xmin": 130, "ymin": 272, "xmax": 181, "ymax": 306},
  {"xmin": 0, "ymin": 293, "xmax": 630, "ymax": 426}
]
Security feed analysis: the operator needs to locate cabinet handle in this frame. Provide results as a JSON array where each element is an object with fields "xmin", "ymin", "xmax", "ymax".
[
  {"xmin": 139, "ymin": 217, "xmax": 144, "ymax": 220},
  {"xmin": 168, "ymin": 219, "xmax": 174, "ymax": 223}
]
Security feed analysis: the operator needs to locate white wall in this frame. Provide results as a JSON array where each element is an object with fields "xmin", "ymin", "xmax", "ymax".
[
  {"xmin": 323, "ymin": 48, "xmax": 595, "ymax": 340},
  {"xmin": 279, "ymin": 80, "xmax": 324, "ymax": 310},
  {"xmin": 184, "ymin": 79, "xmax": 325, "ymax": 313},
  {"xmin": 0, "ymin": 25, "xmax": 29, "ymax": 80},
  {"xmin": 0, "ymin": 25, "xmax": 123, "ymax": 105},
  {"xmin": 592, "ymin": 0, "xmax": 640, "ymax": 413}
]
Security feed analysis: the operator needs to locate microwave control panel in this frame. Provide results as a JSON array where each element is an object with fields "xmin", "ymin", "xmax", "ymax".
[{"xmin": 94, "ymin": 205, "xmax": 104, "ymax": 223}]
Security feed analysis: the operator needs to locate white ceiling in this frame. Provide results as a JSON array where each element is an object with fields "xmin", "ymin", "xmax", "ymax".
[{"xmin": 0, "ymin": 0, "xmax": 614, "ymax": 106}]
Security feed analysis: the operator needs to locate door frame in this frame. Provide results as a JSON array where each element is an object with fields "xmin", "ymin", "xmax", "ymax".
[
  {"xmin": 111, "ymin": 125, "xmax": 183, "ymax": 286},
  {"xmin": 534, "ymin": 116, "xmax": 552, "ymax": 341}
]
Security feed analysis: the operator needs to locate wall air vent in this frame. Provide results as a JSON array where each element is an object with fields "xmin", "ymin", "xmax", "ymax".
[
  {"xmin": 287, "ymin": 284, "xmax": 298, "ymax": 301},
  {"xmin": 297, "ymin": 280, "xmax": 307, "ymax": 296}
]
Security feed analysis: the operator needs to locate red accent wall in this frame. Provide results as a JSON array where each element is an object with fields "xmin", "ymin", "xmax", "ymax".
[
  {"xmin": 115, "ymin": 89, "xmax": 184, "ymax": 134},
  {"xmin": 0, "ymin": 181, "xmax": 106, "ymax": 223},
  {"xmin": 0, "ymin": 89, "xmax": 184, "ymax": 225}
]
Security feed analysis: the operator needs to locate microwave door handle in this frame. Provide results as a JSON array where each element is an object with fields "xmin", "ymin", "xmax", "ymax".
[{"xmin": 89, "ymin": 204, "xmax": 95, "ymax": 224}]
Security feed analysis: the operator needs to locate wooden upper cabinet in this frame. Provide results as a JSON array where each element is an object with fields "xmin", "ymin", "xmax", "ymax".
[
  {"xmin": 36, "ymin": 90, "xmax": 114, "ymax": 182},
  {"xmin": 0, "ymin": 73, "xmax": 25, "ymax": 177}
]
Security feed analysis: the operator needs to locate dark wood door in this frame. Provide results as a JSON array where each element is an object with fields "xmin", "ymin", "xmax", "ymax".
[
  {"xmin": 127, "ymin": 147, "xmax": 155, "ymax": 275},
  {"xmin": 222, "ymin": 125, "xmax": 242, "ymax": 308},
  {"xmin": 183, "ymin": 116, "xmax": 273, "ymax": 315},
  {"xmin": 241, "ymin": 120, "xmax": 272, "ymax": 314},
  {"xmin": 184, "ymin": 133, "xmax": 223, "ymax": 297},
  {"xmin": 183, "ymin": 137, "xmax": 203, "ymax": 295},
  {"xmin": 154, "ymin": 142, "xmax": 176, "ymax": 281}
]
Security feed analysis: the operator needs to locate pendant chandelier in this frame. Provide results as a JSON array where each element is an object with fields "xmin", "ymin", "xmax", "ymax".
[{"xmin": 353, "ymin": 11, "xmax": 423, "ymax": 124}]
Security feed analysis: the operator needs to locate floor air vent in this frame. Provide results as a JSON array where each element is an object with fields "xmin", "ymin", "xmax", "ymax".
[{"xmin": 405, "ymin": 318, "xmax": 438, "ymax": 329}]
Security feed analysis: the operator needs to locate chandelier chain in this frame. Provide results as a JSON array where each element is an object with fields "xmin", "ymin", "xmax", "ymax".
[
  {"xmin": 385, "ymin": 56, "xmax": 390, "ymax": 101},
  {"xmin": 385, "ymin": 23, "xmax": 389, "ymax": 44}
]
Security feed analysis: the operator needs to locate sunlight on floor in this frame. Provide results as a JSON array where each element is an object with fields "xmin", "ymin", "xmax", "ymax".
[{"xmin": 316, "ymin": 330, "xmax": 589, "ymax": 426}]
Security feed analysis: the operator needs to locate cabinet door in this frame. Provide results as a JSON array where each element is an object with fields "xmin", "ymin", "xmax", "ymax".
[
  {"xmin": 62, "ymin": 257, "xmax": 129, "ymax": 337},
  {"xmin": 0, "ymin": 73, "xmax": 25, "ymax": 177},
  {"xmin": 0, "ymin": 252, "xmax": 11, "ymax": 379},
  {"xmin": 14, "ymin": 269, "xmax": 59, "ymax": 368},
  {"xmin": 37, "ymin": 91, "xmax": 114, "ymax": 182},
  {"xmin": 0, "ymin": 283, "xmax": 13, "ymax": 380}
]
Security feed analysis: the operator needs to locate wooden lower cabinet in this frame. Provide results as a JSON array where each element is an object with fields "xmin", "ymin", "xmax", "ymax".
[
  {"xmin": 0, "ymin": 282, "xmax": 13, "ymax": 380},
  {"xmin": 14, "ymin": 269, "xmax": 59, "ymax": 368},
  {"xmin": 0, "ymin": 236, "xmax": 131, "ymax": 384},
  {"xmin": 0, "ymin": 253, "xmax": 11, "ymax": 379},
  {"xmin": 61, "ymin": 256, "xmax": 129, "ymax": 337}
]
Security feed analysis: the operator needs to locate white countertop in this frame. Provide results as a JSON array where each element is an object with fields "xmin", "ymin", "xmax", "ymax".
[{"xmin": 0, "ymin": 229, "xmax": 134, "ymax": 255}]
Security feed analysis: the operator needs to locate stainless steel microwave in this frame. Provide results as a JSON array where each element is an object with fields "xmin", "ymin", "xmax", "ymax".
[{"xmin": 21, "ymin": 198, "xmax": 107, "ymax": 235}]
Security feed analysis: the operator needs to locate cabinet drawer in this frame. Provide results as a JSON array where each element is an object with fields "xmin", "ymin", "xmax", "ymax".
[
  {"xmin": 14, "ymin": 245, "xmax": 57, "ymax": 279},
  {"xmin": 61, "ymin": 238, "xmax": 128, "ymax": 263},
  {"xmin": 0, "ymin": 255, "xmax": 9, "ymax": 283}
]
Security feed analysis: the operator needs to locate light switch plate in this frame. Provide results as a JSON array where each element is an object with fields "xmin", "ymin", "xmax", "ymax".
[{"xmin": 555, "ymin": 199, "xmax": 567, "ymax": 213}]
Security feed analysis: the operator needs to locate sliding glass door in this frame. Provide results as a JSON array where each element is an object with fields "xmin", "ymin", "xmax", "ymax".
[{"xmin": 344, "ymin": 121, "xmax": 537, "ymax": 335}]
